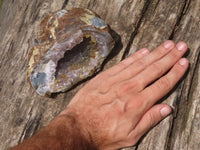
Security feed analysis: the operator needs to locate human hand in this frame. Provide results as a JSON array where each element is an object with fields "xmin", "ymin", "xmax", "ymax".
[{"xmin": 60, "ymin": 41, "xmax": 189, "ymax": 150}]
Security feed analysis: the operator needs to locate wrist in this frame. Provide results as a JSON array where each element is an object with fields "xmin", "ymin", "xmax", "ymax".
[{"xmin": 49, "ymin": 113, "xmax": 97, "ymax": 150}]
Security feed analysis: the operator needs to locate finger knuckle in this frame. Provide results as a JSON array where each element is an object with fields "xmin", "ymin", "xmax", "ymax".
[
  {"xmin": 95, "ymin": 75, "xmax": 112, "ymax": 93},
  {"xmin": 126, "ymin": 131, "xmax": 140, "ymax": 146},
  {"xmin": 125, "ymin": 138, "xmax": 137, "ymax": 147},
  {"xmin": 151, "ymin": 62, "xmax": 164, "ymax": 76},
  {"xmin": 126, "ymin": 96, "xmax": 144, "ymax": 111},
  {"xmin": 132, "ymin": 51, "xmax": 141, "ymax": 59},
  {"xmin": 118, "ymin": 61, "xmax": 127, "ymax": 68},
  {"xmin": 117, "ymin": 80, "xmax": 142, "ymax": 97},
  {"xmin": 158, "ymin": 77, "xmax": 171, "ymax": 90},
  {"xmin": 175, "ymin": 63, "xmax": 185, "ymax": 73},
  {"xmin": 170, "ymin": 51, "xmax": 179, "ymax": 60},
  {"xmin": 135, "ymin": 59, "xmax": 147, "ymax": 68},
  {"xmin": 147, "ymin": 112, "xmax": 157, "ymax": 127},
  {"xmin": 94, "ymin": 72, "xmax": 107, "ymax": 81},
  {"xmin": 115, "ymin": 82, "xmax": 131, "ymax": 98},
  {"xmin": 126, "ymin": 69, "xmax": 135, "ymax": 78},
  {"xmin": 158, "ymin": 46, "xmax": 168, "ymax": 55},
  {"xmin": 133, "ymin": 80, "xmax": 145, "ymax": 94},
  {"xmin": 134, "ymin": 98, "xmax": 144, "ymax": 108},
  {"xmin": 128, "ymin": 53, "xmax": 136, "ymax": 61},
  {"xmin": 98, "ymin": 81, "xmax": 112, "ymax": 94},
  {"xmin": 132, "ymin": 79, "xmax": 142, "ymax": 87}
]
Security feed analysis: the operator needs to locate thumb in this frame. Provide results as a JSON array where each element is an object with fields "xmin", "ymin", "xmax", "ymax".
[{"xmin": 128, "ymin": 104, "xmax": 172, "ymax": 142}]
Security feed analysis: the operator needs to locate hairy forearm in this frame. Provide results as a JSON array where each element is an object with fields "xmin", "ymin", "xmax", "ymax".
[{"xmin": 9, "ymin": 114, "xmax": 97, "ymax": 150}]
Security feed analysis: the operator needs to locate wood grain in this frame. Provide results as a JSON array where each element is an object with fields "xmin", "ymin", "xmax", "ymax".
[
  {"xmin": 0, "ymin": 0, "xmax": 199, "ymax": 150},
  {"xmin": 168, "ymin": 0, "xmax": 200, "ymax": 149},
  {"xmin": 127, "ymin": 0, "xmax": 186, "ymax": 149}
]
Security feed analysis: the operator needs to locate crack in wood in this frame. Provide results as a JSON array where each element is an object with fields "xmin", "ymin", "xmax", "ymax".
[
  {"xmin": 87, "ymin": 0, "xmax": 97, "ymax": 9},
  {"xmin": 152, "ymin": 0, "xmax": 160, "ymax": 13},
  {"xmin": 18, "ymin": 105, "xmax": 44, "ymax": 143},
  {"xmin": 166, "ymin": 1, "xmax": 193, "ymax": 147},
  {"xmin": 18, "ymin": 5, "xmax": 28, "ymax": 33},
  {"xmin": 166, "ymin": 83, "xmax": 184, "ymax": 150},
  {"xmin": 18, "ymin": 107, "xmax": 34, "ymax": 143},
  {"xmin": 185, "ymin": 52, "xmax": 200, "ymax": 103},
  {"xmin": 169, "ymin": 0, "xmax": 191, "ymax": 40},
  {"xmin": 167, "ymin": 34, "xmax": 200, "ymax": 150},
  {"xmin": 186, "ymin": 104, "xmax": 197, "ymax": 147},
  {"xmin": 121, "ymin": 0, "xmax": 151, "ymax": 60},
  {"xmin": 166, "ymin": 61, "xmax": 195, "ymax": 149},
  {"xmin": 62, "ymin": 0, "xmax": 69, "ymax": 9},
  {"xmin": 187, "ymin": 49, "xmax": 200, "ymax": 96},
  {"xmin": 182, "ymin": 0, "xmax": 192, "ymax": 15},
  {"xmin": 180, "ymin": 49, "xmax": 200, "ymax": 129}
]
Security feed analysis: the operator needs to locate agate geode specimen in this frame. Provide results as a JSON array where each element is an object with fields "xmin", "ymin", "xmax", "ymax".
[{"xmin": 27, "ymin": 8, "xmax": 114, "ymax": 96}]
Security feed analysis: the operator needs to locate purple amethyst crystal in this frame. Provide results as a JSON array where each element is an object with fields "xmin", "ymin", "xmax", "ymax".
[{"xmin": 27, "ymin": 8, "xmax": 114, "ymax": 96}]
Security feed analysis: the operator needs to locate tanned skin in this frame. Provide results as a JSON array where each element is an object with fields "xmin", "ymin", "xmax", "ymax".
[
  {"xmin": 10, "ymin": 41, "xmax": 189, "ymax": 150},
  {"xmin": 10, "ymin": 114, "xmax": 97, "ymax": 150}
]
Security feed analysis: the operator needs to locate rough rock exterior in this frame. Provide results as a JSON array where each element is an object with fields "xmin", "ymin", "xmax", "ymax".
[{"xmin": 27, "ymin": 8, "xmax": 114, "ymax": 96}]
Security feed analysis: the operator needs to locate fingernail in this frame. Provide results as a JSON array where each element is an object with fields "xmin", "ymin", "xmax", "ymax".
[
  {"xmin": 163, "ymin": 40, "xmax": 174, "ymax": 49},
  {"xmin": 160, "ymin": 107, "xmax": 171, "ymax": 117},
  {"xmin": 140, "ymin": 48, "xmax": 149, "ymax": 55},
  {"xmin": 179, "ymin": 58, "xmax": 188, "ymax": 66},
  {"xmin": 176, "ymin": 42, "xmax": 187, "ymax": 51}
]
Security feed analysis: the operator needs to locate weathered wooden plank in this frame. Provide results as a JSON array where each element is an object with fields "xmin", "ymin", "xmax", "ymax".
[
  {"xmin": 125, "ymin": 0, "xmax": 187, "ymax": 150},
  {"xmin": 127, "ymin": 0, "xmax": 186, "ymax": 55},
  {"xmin": 168, "ymin": 0, "xmax": 200, "ymax": 149},
  {"xmin": 0, "ymin": 0, "xmax": 199, "ymax": 150},
  {"xmin": 126, "ymin": 0, "xmax": 200, "ymax": 149},
  {"xmin": 0, "ymin": 1, "xmax": 66, "ymax": 149}
]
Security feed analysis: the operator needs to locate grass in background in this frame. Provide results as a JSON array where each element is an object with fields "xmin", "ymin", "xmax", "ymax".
[{"xmin": 0, "ymin": 0, "xmax": 2, "ymax": 8}]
